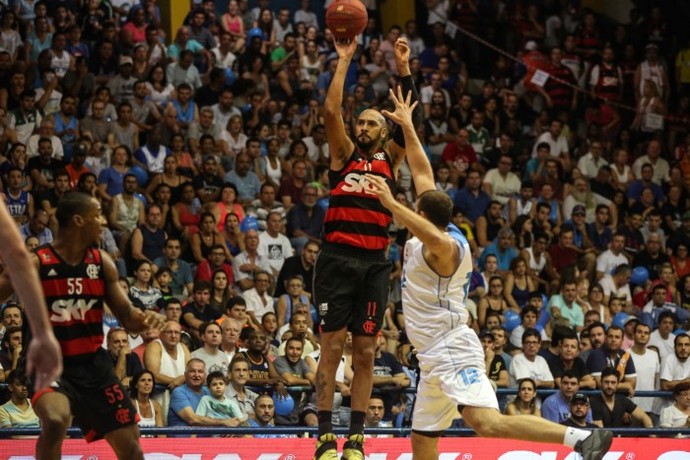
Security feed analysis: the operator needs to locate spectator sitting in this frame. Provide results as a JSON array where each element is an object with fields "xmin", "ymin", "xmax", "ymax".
[
  {"xmin": 364, "ymin": 396, "xmax": 392, "ymax": 437},
  {"xmin": 659, "ymin": 333, "xmax": 690, "ymax": 396},
  {"xmin": 273, "ymin": 336, "xmax": 317, "ymax": 426},
  {"xmin": 508, "ymin": 328, "xmax": 554, "ymax": 389},
  {"xmin": 239, "ymin": 329, "xmax": 287, "ymax": 396},
  {"xmin": 195, "ymin": 244, "xmax": 234, "ymax": 283},
  {"xmin": 504, "ymin": 378, "xmax": 540, "ymax": 416},
  {"xmin": 130, "ymin": 370, "xmax": 165, "ymax": 428},
  {"xmin": 586, "ymin": 326, "xmax": 636, "ymax": 395},
  {"xmin": 153, "ymin": 237, "xmax": 194, "ymax": 298},
  {"xmin": 478, "ymin": 227, "xmax": 518, "ymax": 273},
  {"xmin": 650, "ymin": 311, "xmax": 678, "ymax": 360},
  {"xmin": 286, "ymin": 183, "xmax": 325, "ymax": 255},
  {"xmin": 226, "ymin": 356, "xmax": 259, "ymax": 421},
  {"xmin": 372, "ymin": 333, "xmax": 411, "ymax": 422},
  {"xmin": 659, "ymin": 381, "xmax": 690, "ymax": 428},
  {"xmin": 548, "ymin": 278, "xmax": 585, "ymax": 332},
  {"xmin": 182, "ymin": 281, "xmax": 222, "ymax": 342},
  {"xmin": 480, "ymin": 330, "xmax": 509, "ymax": 389},
  {"xmin": 195, "ymin": 371, "xmax": 243, "ymax": 425},
  {"xmin": 541, "ymin": 370, "xmax": 593, "ymax": 424},
  {"xmin": 590, "ymin": 367, "xmax": 653, "ymax": 428},
  {"xmin": 0, "ymin": 326, "xmax": 22, "ymax": 380},
  {"xmin": 509, "ymin": 304, "xmax": 548, "ymax": 349},
  {"xmin": 220, "ymin": 317, "xmax": 242, "ymax": 362},
  {"xmin": 232, "ymin": 229, "xmax": 272, "ymax": 292},
  {"xmin": 106, "ymin": 327, "xmax": 144, "ymax": 388},
  {"xmin": 167, "ymin": 358, "xmax": 239, "ymax": 428},
  {"xmin": 0, "ymin": 371, "xmax": 39, "ymax": 428},
  {"xmin": 249, "ymin": 394, "xmax": 293, "ymax": 438},
  {"xmin": 258, "ymin": 211, "xmax": 294, "ymax": 277},
  {"xmin": 243, "ymin": 271, "xmax": 275, "ymax": 331},
  {"xmin": 642, "ymin": 284, "xmax": 690, "ymax": 328},
  {"xmin": 275, "ymin": 239, "xmax": 318, "ymax": 297},
  {"xmin": 277, "ymin": 312, "xmax": 319, "ymax": 358},
  {"xmin": 560, "ymin": 393, "xmax": 598, "ymax": 429},
  {"xmin": 276, "ymin": 275, "xmax": 313, "ymax": 331},
  {"xmin": 191, "ymin": 322, "xmax": 230, "ymax": 375}
]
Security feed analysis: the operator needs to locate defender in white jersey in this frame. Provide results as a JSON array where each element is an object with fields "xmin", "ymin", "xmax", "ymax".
[{"xmin": 366, "ymin": 87, "xmax": 612, "ymax": 460}]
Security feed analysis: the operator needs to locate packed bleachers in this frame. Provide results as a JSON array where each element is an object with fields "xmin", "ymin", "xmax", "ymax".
[{"xmin": 0, "ymin": 0, "xmax": 688, "ymax": 436}]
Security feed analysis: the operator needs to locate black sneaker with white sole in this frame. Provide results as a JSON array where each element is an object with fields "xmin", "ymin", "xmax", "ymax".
[{"xmin": 575, "ymin": 430, "xmax": 613, "ymax": 460}]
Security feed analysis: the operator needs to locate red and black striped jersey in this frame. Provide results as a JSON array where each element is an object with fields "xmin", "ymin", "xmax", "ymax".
[
  {"xmin": 36, "ymin": 245, "xmax": 105, "ymax": 363},
  {"xmin": 324, "ymin": 150, "xmax": 394, "ymax": 251}
]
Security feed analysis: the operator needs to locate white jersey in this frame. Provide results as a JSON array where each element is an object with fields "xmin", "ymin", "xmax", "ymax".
[{"xmin": 401, "ymin": 226, "xmax": 472, "ymax": 353}]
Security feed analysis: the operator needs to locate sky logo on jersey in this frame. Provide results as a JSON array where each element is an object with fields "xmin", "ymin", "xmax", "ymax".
[
  {"xmin": 340, "ymin": 173, "xmax": 375, "ymax": 195},
  {"xmin": 49, "ymin": 298, "xmax": 97, "ymax": 322}
]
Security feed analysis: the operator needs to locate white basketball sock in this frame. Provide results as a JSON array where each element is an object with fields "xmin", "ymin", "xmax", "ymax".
[{"xmin": 563, "ymin": 427, "xmax": 591, "ymax": 448}]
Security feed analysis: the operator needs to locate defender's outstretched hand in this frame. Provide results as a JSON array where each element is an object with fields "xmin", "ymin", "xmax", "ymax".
[
  {"xmin": 381, "ymin": 87, "xmax": 418, "ymax": 127},
  {"xmin": 393, "ymin": 37, "xmax": 411, "ymax": 73},
  {"xmin": 365, "ymin": 174, "xmax": 396, "ymax": 210}
]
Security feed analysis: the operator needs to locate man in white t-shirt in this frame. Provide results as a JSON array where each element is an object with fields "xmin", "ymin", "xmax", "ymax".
[
  {"xmin": 599, "ymin": 264, "xmax": 632, "ymax": 307},
  {"xmin": 258, "ymin": 211, "xmax": 294, "ymax": 277},
  {"xmin": 648, "ymin": 311, "xmax": 678, "ymax": 360},
  {"xmin": 509, "ymin": 328, "xmax": 555, "ymax": 388},
  {"xmin": 595, "ymin": 234, "xmax": 628, "ymax": 280},
  {"xmin": 632, "ymin": 140, "xmax": 670, "ymax": 185},
  {"xmin": 243, "ymin": 271, "xmax": 275, "ymax": 330},
  {"xmin": 629, "ymin": 323, "xmax": 660, "ymax": 417},
  {"xmin": 532, "ymin": 119, "xmax": 570, "ymax": 172},
  {"xmin": 191, "ymin": 321, "xmax": 229, "ymax": 375},
  {"xmin": 659, "ymin": 333, "xmax": 690, "ymax": 415}
]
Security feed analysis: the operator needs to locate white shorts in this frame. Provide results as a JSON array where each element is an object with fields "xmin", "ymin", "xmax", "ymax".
[{"xmin": 412, "ymin": 325, "xmax": 499, "ymax": 432}]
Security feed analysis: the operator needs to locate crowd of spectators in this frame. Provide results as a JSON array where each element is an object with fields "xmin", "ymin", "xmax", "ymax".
[{"xmin": 0, "ymin": 0, "xmax": 688, "ymax": 435}]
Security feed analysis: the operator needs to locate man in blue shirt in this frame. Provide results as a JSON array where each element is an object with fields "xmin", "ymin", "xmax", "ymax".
[
  {"xmin": 454, "ymin": 170, "xmax": 490, "ymax": 223},
  {"xmin": 478, "ymin": 227, "xmax": 518, "ymax": 272},
  {"xmin": 224, "ymin": 152, "xmax": 261, "ymax": 204},
  {"xmin": 542, "ymin": 371, "xmax": 593, "ymax": 424},
  {"xmin": 168, "ymin": 358, "xmax": 239, "ymax": 429}
]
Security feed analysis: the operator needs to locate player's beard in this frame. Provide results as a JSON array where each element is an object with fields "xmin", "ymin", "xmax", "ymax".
[{"xmin": 355, "ymin": 133, "xmax": 378, "ymax": 152}]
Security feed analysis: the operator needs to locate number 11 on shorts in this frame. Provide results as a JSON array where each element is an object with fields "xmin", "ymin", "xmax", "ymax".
[{"xmin": 367, "ymin": 301, "xmax": 377, "ymax": 317}]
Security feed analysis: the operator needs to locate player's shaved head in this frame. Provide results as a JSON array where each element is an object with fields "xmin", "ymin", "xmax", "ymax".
[{"xmin": 358, "ymin": 109, "xmax": 386, "ymax": 126}]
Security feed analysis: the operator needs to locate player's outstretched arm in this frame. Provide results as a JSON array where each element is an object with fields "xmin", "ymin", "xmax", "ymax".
[
  {"xmin": 382, "ymin": 87, "xmax": 435, "ymax": 194},
  {"xmin": 101, "ymin": 250, "xmax": 165, "ymax": 334},
  {"xmin": 366, "ymin": 174, "xmax": 458, "ymax": 276},
  {"xmin": 323, "ymin": 37, "xmax": 357, "ymax": 171},
  {"xmin": 0, "ymin": 202, "xmax": 62, "ymax": 390}
]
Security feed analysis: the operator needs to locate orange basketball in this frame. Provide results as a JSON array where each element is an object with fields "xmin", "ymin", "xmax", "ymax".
[{"xmin": 326, "ymin": 0, "xmax": 368, "ymax": 40}]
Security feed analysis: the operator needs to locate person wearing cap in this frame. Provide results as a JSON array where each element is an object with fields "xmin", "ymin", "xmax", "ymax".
[
  {"xmin": 542, "ymin": 370, "xmax": 593, "ymax": 424},
  {"xmin": 107, "ymin": 55, "xmax": 138, "ymax": 104},
  {"xmin": 480, "ymin": 330, "xmax": 509, "ymax": 389},
  {"xmin": 64, "ymin": 143, "xmax": 91, "ymax": 190},
  {"xmin": 629, "ymin": 322, "xmax": 660, "ymax": 421},
  {"xmin": 561, "ymin": 393, "xmax": 598, "ymax": 429}
]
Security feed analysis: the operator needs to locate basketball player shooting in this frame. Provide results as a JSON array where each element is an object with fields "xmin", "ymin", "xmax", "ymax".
[
  {"xmin": 313, "ymin": 36, "xmax": 422, "ymax": 460},
  {"xmin": 365, "ymin": 87, "xmax": 613, "ymax": 460}
]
